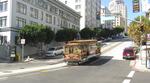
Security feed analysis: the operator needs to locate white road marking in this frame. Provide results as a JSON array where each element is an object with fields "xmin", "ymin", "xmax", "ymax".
[
  {"xmin": 122, "ymin": 79, "xmax": 131, "ymax": 83},
  {"xmin": 122, "ymin": 71, "xmax": 135, "ymax": 83},
  {"xmin": 127, "ymin": 71, "xmax": 135, "ymax": 78}
]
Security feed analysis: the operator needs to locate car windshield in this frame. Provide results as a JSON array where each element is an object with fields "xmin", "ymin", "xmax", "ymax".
[
  {"xmin": 48, "ymin": 48, "xmax": 55, "ymax": 51},
  {"xmin": 125, "ymin": 49, "xmax": 133, "ymax": 53}
]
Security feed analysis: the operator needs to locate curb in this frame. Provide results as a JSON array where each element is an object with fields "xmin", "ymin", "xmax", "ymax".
[
  {"xmin": 130, "ymin": 60, "xmax": 150, "ymax": 72},
  {"xmin": 0, "ymin": 62, "xmax": 67, "ymax": 77},
  {"xmin": 0, "ymin": 59, "xmax": 65, "ymax": 77}
]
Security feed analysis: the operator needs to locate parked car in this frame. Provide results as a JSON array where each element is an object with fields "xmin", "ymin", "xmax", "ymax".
[
  {"xmin": 123, "ymin": 47, "xmax": 136, "ymax": 60},
  {"xmin": 45, "ymin": 47, "xmax": 64, "ymax": 57}
]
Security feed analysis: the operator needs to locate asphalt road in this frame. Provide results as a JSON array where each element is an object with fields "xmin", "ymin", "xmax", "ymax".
[
  {"xmin": 0, "ymin": 40, "xmax": 149, "ymax": 83},
  {"xmin": 131, "ymin": 72, "xmax": 150, "ymax": 83},
  {"xmin": 0, "ymin": 58, "xmax": 131, "ymax": 83}
]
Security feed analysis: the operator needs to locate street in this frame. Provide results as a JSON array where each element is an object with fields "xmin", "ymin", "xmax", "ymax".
[
  {"xmin": 131, "ymin": 72, "xmax": 150, "ymax": 83},
  {"xmin": 0, "ymin": 40, "xmax": 150, "ymax": 83},
  {"xmin": 0, "ymin": 0, "xmax": 149, "ymax": 83}
]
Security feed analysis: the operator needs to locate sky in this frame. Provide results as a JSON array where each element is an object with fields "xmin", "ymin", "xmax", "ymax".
[{"xmin": 101, "ymin": 0, "xmax": 149, "ymax": 24}]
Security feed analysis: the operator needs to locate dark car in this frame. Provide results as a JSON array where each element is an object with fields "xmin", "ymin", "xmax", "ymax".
[{"xmin": 123, "ymin": 47, "xmax": 136, "ymax": 60}]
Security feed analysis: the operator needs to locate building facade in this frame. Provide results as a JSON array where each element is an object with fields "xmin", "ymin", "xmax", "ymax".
[
  {"xmin": 108, "ymin": 0, "xmax": 127, "ymax": 30},
  {"xmin": 101, "ymin": 6, "xmax": 114, "ymax": 29},
  {"xmin": 59, "ymin": 0, "xmax": 101, "ymax": 30},
  {"xmin": 0, "ymin": 0, "xmax": 80, "ymax": 46}
]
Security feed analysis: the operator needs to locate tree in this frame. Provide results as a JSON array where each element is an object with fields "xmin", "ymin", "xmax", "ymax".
[
  {"xmin": 55, "ymin": 28, "xmax": 78, "ymax": 42},
  {"xmin": 19, "ymin": 24, "xmax": 55, "ymax": 45},
  {"xmin": 80, "ymin": 27, "xmax": 95, "ymax": 39},
  {"xmin": 113, "ymin": 27, "xmax": 124, "ymax": 36},
  {"xmin": 96, "ymin": 28, "xmax": 112, "ymax": 39},
  {"xmin": 128, "ymin": 16, "xmax": 150, "ymax": 46},
  {"xmin": 42, "ymin": 27, "xmax": 55, "ymax": 44}
]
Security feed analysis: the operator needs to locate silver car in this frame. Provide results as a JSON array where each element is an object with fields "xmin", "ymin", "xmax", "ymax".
[{"xmin": 46, "ymin": 47, "xmax": 64, "ymax": 57}]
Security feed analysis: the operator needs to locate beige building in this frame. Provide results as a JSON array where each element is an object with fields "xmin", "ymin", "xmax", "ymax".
[{"xmin": 108, "ymin": 0, "xmax": 127, "ymax": 31}]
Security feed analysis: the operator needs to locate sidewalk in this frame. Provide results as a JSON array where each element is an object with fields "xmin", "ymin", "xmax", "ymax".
[
  {"xmin": 0, "ymin": 57, "xmax": 64, "ymax": 71},
  {"xmin": 131, "ymin": 46, "xmax": 150, "ymax": 72},
  {"xmin": 0, "ymin": 41, "xmax": 122, "ymax": 77},
  {"xmin": 0, "ymin": 56, "xmax": 65, "ymax": 77}
]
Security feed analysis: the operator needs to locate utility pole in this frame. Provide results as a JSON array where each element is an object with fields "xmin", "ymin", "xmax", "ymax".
[{"xmin": 21, "ymin": 39, "xmax": 25, "ymax": 62}]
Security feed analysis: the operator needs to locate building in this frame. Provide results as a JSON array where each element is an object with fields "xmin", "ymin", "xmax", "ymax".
[
  {"xmin": 101, "ymin": 6, "xmax": 114, "ymax": 29},
  {"xmin": 58, "ymin": 0, "xmax": 101, "ymax": 30},
  {"xmin": 145, "ymin": 3, "xmax": 150, "ymax": 19},
  {"xmin": 0, "ymin": 0, "xmax": 81, "ymax": 59},
  {"xmin": 108, "ymin": 0, "xmax": 127, "ymax": 31},
  {"xmin": 0, "ymin": 0, "xmax": 80, "ymax": 46}
]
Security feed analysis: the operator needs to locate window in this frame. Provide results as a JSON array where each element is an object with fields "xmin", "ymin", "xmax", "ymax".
[
  {"xmin": 0, "ymin": 1, "xmax": 7, "ymax": 12},
  {"xmin": 0, "ymin": 36, "xmax": 7, "ymax": 45},
  {"xmin": 41, "ymin": 11, "xmax": 44, "ymax": 20},
  {"xmin": 53, "ymin": 17, "xmax": 56, "ymax": 25},
  {"xmin": 30, "ymin": 7, "xmax": 39, "ymax": 19},
  {"xmin": 16, "ymin": 17, "xmax": 26, "ymax": 28},
  {"xmin": 50, "ymin": 5, "xmax": 58, "ymax": 14},
  {"xmin": 75, "ymin": 5, "xmax": 81, "ymax": 10},
  {"xmin": 17, "ymin": 2, "xmax": 27, "ymax": 15},
  {"xmin": 65, "ymin": 1, "xmax": 67, "ymax": 4},
  {"xmin": 0, "ymin": 16, "xmax": 7, "ymax": 27},
  {"xmin": 59, "ymin": 10, "xmax": 64, "ymax": 16},
  {"xmin": 23, "ymin": 0, "xmax": 32, "ymax": 3},
  {"xmin": 75, "ymin": 0, "xmax": 81, "ymax": 3},
  {"xmin": 30, "ymin": 21, "xmax": 38, "ymax": 25},
  {"xmin": 46, "ymin": 14, "xmax": 52, "ymax": 24}
]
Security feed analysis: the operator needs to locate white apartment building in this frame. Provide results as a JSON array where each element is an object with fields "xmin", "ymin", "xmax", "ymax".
[
  {"xmin": 59, "ymin": 0, "xmax": 101, "ymax": 30},
  {"xmin": 0, "ymin": 0, "xmax": 80, "ymax": 46},
  {"xmin": 108, "ymin": 0, "xmax": 127, "ymax": 30}
]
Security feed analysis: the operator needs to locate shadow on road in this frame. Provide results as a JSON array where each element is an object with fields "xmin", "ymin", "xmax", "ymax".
[
  {"xmin": 109, "ymin": 38, "xmax": 131, "ymax": 42},
  {"xmin": 29, "ymin": 54, "xmax": 63, "ymax": 61},
  {"xmin": 80, "ymin": 56, "xmax": 113, "ymax": 66}
]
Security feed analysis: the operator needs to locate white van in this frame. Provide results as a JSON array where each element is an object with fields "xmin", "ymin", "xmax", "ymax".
[{"xmin": 45, "ymin": 47, "xmax": 64, "ymax": 57}]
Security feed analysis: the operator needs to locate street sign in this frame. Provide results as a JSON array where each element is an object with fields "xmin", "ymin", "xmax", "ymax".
[
  {"xmin": 21, "ymin": 39, "xmax": 25, "ymax": 44},
  {"xmin": 133, "ymin": 0, "xmax": 140, "ymax": 13}
]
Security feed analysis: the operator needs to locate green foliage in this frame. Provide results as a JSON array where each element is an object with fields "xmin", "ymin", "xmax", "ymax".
[
  {"xmin": 80, "ymin": 27, "xmax": 95, "ymax": 39},
  {"xmin": 19, "ymin": 24, "xmax": 54, "ymax": 45},
  {"xmin": 55, "ymin": 28, "xmax": 78, "ymax": 42},
  {"xmin": 128, "ymin": 16, "xmax": 150, "ymax": 46},
  {"xmin": 94, "ymin": 27, "xmax": 124, "ymax": 40},
  {"xmin": 113, "ymin": 27, "xmax": 124, "ymax": 35},
  {"xmin": 44, "ymin": 27, "xmax": 55, "ymax": 44}
]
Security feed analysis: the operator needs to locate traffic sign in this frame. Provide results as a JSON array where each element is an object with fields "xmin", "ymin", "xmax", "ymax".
[
  {"xmin": 133, "ymin": 0, "xmax": 140, "ymax": 13},
  {"xmin": 21, "ymin": 39, "xmax": 25, "ymax": 44}
]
